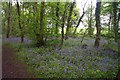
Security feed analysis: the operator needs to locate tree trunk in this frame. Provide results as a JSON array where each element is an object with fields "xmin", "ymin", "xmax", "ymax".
[
  {"xmin": 33, "ymin": 2, "xmax": 37, "ymax": 34},
  {"xmin": 88, "ymin": 1, "xmax": 93, "ymax": 36},
  {"xmin": 7, "ymin": 1, "xmax": 11, "ymax": 38},
  {"xmin": 65, "ymin": 2, "xmax": 75, "ymax": 40},
  {"xmin": 17, "ymin": 1, "xmax": 24, "ymax": 43},
  {"xmin": 61, "ymin": 3, "xmax": 68, "ymax": 46},
  {"xmin": 108, "ymin": 14, "xmax": 112, "ymax": 34},
  {"xmin": 55, "ymin": 2, "xmax": 59, "ymax": 35},
  {"xmin": 73, "ymin": 11, "xmax": 85, "ymax": 35},
  {"xmin": 37, "ymin": 2, "xmax": 45, "ymax": 46},
  {"xmin": 94, "ymin": 1, "xmax": 101, "ymax": 47},
  {"xmin": 112, "ymin": 2, "xmax": 118, "ymax": 42},
  {"xmin": 117, "ymin": 10, "xmax": 120, "ymax": 38}
]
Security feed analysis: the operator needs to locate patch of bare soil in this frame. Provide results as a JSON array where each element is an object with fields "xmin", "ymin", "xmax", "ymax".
[{"xmin": 2, "ymin": 45, "xmax": 34, "ymax": 78}]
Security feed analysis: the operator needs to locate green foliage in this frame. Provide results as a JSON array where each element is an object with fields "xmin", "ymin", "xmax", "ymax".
[
  {"xmin": 101, "ymin": 28, "xmax": 115, "ymax": 38},
  {"xmin": 103, "ymin": 39, "xmax": 118, "ymax": 52},
  {"xmin": 101, "ymin": 3, "xmax": 112, "ymax": 15},
  {"xmin": 79, "ymin": 29, "xmax": 85, "ymax": 35},
  {"xmin": 105, "ymin": 32, "xmax": 115, "ymax": 38},
  {"xmin": 2, "ymin": 2, "xmax": 80, "ymax": 42}
]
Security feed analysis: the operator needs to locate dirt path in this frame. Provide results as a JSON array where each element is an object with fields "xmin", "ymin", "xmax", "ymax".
[{"xmin": 2, "ymin": 45, "xmax": 34, "ymax": 78}]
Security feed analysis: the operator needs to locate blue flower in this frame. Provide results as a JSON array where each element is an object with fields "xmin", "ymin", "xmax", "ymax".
[
  {"xmin": 97, "ymin": 47, "xmax": 101, "ymax": 51},
  {"xmin": 118, "ymin": 42, "xmax": 120, "ymax": 47},
  {"xmin": 64, "ymin": 68, "xmax": 67, "ymax": 73},
  {"xmin": 103, "ymin": 50, "xmax": 108, "ymax": 54},
  {"xmin": 103, "ymin": 59, "xmax": 109, "ymax": 63},
  {"xmin": 109, "ymin": 51, "xmax": 115, "ymax": 56},
  {"xmin": 101, "ymin": 66, "xmax": 107, "ymax": 71}
]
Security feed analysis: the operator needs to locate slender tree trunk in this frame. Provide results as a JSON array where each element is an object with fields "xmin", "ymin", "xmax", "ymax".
[
  {"xmin": 33, "ymin": 2, "xmax": 37, "ymax": 34},
  {"xmin": 7, "ymin": 1, "xmax": 11, "ymax": 38},
  {"xmin": 73, "ymin": 1, "xmax": 87, "ymax": 35},
  {"xmin": 55, "ymin": 2, "xmax": 59, "ymax": 35},
  {"xmin": 117, "ymin": 10, "xmax": 120, "ymax": 38},
  {"xmin": 88, "ymin": 1, "xmax": 92, "ymax": 36},
  {"xmin": 37, "ymin": 2, "xmax": 45, "ymax": 46},
  {"xmin": 17, "ymin": 1, "xmax": 24, "ymax": 43},
  {"xmin": 108, "ymin": 14, "xmax": 111, "ymax": 34},
  {"xmin": 73, "ymin": 11, "xmax": 85, "ymax": 35},
  {"xmin": 65, "ymin": 2, "xmax": 75, "ymax": 40},
  {"xmin": 112, "ymin": 2, "xmax": 118, "ymax": 42},
  {"xmin": 61, "ymin": 3, "xmax": 68, "ymax": 46},
  {"xmin": 51, "ymin": 6, "xmax": 55, "ymax": 35},
  {"xmin": 94, "ymin": 1, "xmax": 101, "ymax": 47}
]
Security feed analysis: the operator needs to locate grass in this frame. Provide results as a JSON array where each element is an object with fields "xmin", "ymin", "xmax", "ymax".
[{"xmin": 4, "ymin": 37, "xmax": 120, "ymax": 78}]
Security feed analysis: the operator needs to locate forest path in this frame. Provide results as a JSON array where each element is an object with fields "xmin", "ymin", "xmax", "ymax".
[{"xmin": 2, "ymin": 44, "xmax": 34, "ymax": 78}]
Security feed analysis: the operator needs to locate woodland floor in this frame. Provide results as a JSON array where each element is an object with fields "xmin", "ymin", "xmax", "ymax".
[
  {"xmin": 2, "ymin": 37, "xmax": 120, "ymax": 78},
  {"xmin": 2, "ymin": 44, "xmax": 34, "ymax": 78}
]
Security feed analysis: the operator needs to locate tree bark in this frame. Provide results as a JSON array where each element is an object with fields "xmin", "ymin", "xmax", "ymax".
[
  {"xmin": 117, "ymin": 10, "xmax": 120, "ymax": 38},
  {"xmin": 108, "ymin": 14, "xmax": 112, "ymax": 34},
  {"xmin": 37, "ymin": 2, "xmax": 45, "ymax": 46},
  {"xmin": 33, "ymin": 2, "xmax": 37, "ymax": 34},
  {"xmin": 112, "ymin": 2, "xmax": 118, "ymax": 42},
  {"xmin": 94, "ymin": 1, "xmax": 101, "ymax": 47},
  {"xmin": 73, "ymin": 11, "xmax": 85, "ymax": 35},
  {"xmin": 7, "ymin": 1, "xmax": 11, "ymax": 38},
  {"xmin": 17, "ymin": 1, "xmax": 24, "ymax": 43},
  {"xmin": 55, "ymin": 2, "xmax": 59, "ymax": 35},
  {"xmin": 61, "ymin": 3, "xmax": 68, "ymax": 46},
  {"xmin": 65, "ymin": 2, "xmax": 75, "ymax": 40},
  {"xmin": 88, "ymin": 1, "xmax": 93, "ymax": 36}
]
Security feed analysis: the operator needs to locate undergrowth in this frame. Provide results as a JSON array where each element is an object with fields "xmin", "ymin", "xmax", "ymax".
[{"xmin": 3, "ymin": 37, "xmax": 119, "ymax": 78}]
